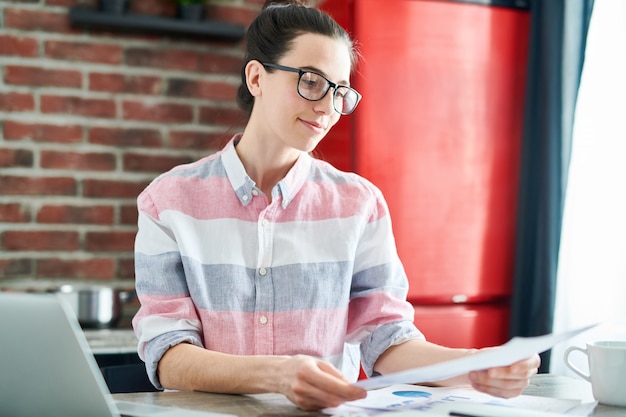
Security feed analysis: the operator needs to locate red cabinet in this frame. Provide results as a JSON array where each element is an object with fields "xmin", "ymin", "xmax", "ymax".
[{"xmin": 320, "ymin": 0, "xmax": 530, "ymax": 348}]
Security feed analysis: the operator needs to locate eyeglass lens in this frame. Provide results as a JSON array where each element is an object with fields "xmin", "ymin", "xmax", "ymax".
[{"xmin": 298, "ymin": 72, "xmax": 359, "ymax": 115}]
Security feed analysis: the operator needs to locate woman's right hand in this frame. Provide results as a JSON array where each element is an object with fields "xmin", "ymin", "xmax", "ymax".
[
  {"xmin": 158, "ymin": 344, "xmax": 366, "ymax": 411},
  {"xmin": 277, "ymin": 354, "xmax": 367, "ymax": 411}
]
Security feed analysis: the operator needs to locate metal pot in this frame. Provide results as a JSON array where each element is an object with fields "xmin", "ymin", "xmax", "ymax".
[{"xmin": 56, "ymin": 284, "xmax": 135, "ymax": 329}]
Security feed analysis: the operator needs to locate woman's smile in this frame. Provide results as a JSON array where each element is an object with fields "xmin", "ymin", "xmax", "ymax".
[{"xmin": 299, "ymin": 117, "xmax": 327, "ymax": 134}]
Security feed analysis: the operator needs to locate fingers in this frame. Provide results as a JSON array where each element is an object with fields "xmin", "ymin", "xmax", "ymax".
[
  {"xmin": 292, "ymin": 372, "xmax": 364, "ymax": 409},
  {"xmin": 283, "ymin": 356, "xmax": 366, "ymax": 410},
  {"xmin": 469, "ymin": 370, "xmax": 531, "ymax": 398},
  {"xmin": 469, "ymin": 354, "xmax": 540, "ymax": 399},
  {"xmin": 290, "ymin": 378, "xmax": 365, "ymax": 410}
]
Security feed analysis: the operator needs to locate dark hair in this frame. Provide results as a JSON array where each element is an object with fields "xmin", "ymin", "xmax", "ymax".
[{"xmin": 236, "ymin": 0, "xmax": 357, "ymax": 115}]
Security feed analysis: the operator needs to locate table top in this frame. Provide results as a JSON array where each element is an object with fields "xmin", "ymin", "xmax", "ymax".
[
  {"xmin": 113, "ymin": 374, "xmax": 625, "ymax": 417},
  {"xmin": 115, "ymin": 390, "xmax": 319, "ymax": 417}
]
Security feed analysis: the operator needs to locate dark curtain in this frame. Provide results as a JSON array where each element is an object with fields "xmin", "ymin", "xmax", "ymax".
[{"xmin": 509, "ymin": 0, "xmax": 594, "ymax": 372}]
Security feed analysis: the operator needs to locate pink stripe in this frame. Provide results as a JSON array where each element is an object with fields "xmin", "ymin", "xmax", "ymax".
[
  {"xmin": 134, "ymin": 294, "xmax": 411, "ymax": 357},
  {"xmin": 278, "ymin": 179, "xmax": 388, "ymax": 222},
  {"xmin": 140, "ymin": 175, "xmax": 249, "ymax": 221},
  {"xmin": 140, "ymin": 175, "xmax": 387, "ymax": 224},
  {"xmin": 132, "ymin": 294, "xmax": 199, "ymax": 327},
  {"xmin": 347, "ymin": 292, "xmax": 415, "ymax": 336},
  {"xmin": 197, "ymin": 308, "xmax": 349, "ymax": 357}
]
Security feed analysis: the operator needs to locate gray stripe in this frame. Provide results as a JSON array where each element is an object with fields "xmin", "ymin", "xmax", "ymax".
[
  {"xmin": 136, "ymin": 252, "xmax": 356, "ymax": 311},
  {"xmin": 351, "ymin": 262, "xmax": 409, "ymax": 299},
  {"xmin": 185, "ymin": 259, "xmax": 354, "ymax": 312},
  {"xmin": 135, "ymin": 252, "xmax": 189, "ymax": 296}
]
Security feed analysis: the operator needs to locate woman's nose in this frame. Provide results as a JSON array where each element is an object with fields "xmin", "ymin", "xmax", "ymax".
[{"xmin": 313, "ymin": 89, "xmax": 336, "ymax": 115}]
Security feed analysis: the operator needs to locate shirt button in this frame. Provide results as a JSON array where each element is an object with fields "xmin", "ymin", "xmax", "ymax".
[
  {"xmin": 261, "ymin": 219, "xmax": 269, "ymax": 227},
  {"xmin": 251, "ymin": 190, "xmax": 259, "ymax": 196},
  {"xmin": 259, "ymin": 267, "xmax": 267, "ymax": 276},
  {"xmin": 259, "ymin": 316, "xmax": 268, "ymax": 325},
  {"xmin": 242, "ymin": 195, "xmax": 249, "ymax": 201}
]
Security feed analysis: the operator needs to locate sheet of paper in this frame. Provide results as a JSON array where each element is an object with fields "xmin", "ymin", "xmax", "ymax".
[
  {"xmin": 325, "ymin": 384, "xmax": 581, "ymax": 416},
  {"xmin": 344, "ymin": 384, "xmax": 500, "ymax": 411},
  {"xmin": 355, "ymin": 324, "xmax": 597, "ymax": 390}
]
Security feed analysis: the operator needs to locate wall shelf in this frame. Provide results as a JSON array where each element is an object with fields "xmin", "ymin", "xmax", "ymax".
[{"xmin": 69, "ymin": 7, "xmax": 246, "ymax": 41}]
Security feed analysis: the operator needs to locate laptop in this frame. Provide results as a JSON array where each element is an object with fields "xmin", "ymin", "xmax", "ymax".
[{"xmin": 0, "ymin": 292, "xmax": 235, "ymax": 417}]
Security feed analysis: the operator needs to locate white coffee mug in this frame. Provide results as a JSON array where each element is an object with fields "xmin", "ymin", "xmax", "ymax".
[{"xmin": 564, "ymin": 341, "xmax": 626, "ymax": 407}]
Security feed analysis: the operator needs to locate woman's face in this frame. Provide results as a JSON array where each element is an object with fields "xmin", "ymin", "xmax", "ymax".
[{"xmin": 253, "ymin": 32, "xmax": 353, "ymax": 154}]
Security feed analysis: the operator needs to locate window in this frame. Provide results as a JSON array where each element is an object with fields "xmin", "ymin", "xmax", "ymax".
[{"xmin": 551, "ymin": 0, "xmax": 626, "ymax": 376}]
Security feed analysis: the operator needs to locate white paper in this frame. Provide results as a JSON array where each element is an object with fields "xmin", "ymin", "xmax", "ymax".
[
  {"xmin": 344, "ymin": 384, "xmax": 507, "ymax": 411},
  {"xmin": 325, "ymin": 384, "xmax": 580, "ymax": 416},
  {"xmin": 355, "ymin": 324, "xmax": 597, "ymax": 390}
]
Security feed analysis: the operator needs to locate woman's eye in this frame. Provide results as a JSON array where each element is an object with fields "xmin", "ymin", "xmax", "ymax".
[{"xmin": 301, "ymin": 73, "xmax": 323, "ymax": 88}]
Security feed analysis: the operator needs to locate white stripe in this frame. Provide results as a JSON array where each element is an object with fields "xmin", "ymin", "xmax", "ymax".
[
  {"xmin": 271, "ymin": 217, "xmax": 362, "ymax": 266},
  {"xmin": 135, "ymin": 212, "xmax": 179, "ymax": 255},
  {"xmin": 165, "ymin": 211, "xmax": 258, "ymax": 265},
  {"xmin": 138, "ymin": 210, "xmax": 398, "ymax": 270},
  {"xmin": 354, "ymin": 217, "xmax": 400, "ymax": 273}
]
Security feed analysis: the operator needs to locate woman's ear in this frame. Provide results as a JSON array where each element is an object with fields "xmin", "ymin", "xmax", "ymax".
[{"xmin": 245, "ymin": 60, "xmax": 264, "ymax": 98}]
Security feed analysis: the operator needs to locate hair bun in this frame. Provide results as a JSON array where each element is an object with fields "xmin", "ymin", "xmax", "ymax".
[{"xmin": 263, "ymin": 0, "xmax": 310, "ymax": 9}]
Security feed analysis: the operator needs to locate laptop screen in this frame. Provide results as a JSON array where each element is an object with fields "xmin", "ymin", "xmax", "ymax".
[{"xmin": 0, "ymin": 292, "xmax": 119, "ymax": 417}]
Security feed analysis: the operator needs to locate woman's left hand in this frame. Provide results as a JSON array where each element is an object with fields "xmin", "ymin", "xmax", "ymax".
[{"xmin": 468, "ymin": 354, "xmax": 541, "ymax": 398}]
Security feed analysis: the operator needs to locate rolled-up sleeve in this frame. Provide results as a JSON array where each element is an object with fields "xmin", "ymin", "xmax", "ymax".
[
  {"xmin": 347, "ymin": 188, "xmax": 424, "ymax": 376},
  {"xmin": 132, "ymin": 191, "xmax": 204, "ymax": 388}
]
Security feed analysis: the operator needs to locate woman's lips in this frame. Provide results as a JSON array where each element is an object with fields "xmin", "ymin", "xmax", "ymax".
[{"xmin": 300, "ymin": 118, "xmax": 326, "ymax": 133}]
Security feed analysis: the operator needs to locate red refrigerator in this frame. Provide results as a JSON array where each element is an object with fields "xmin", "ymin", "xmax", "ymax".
[{"xmin": 319, "ymin": 0, "xmax": 530, "ymax": 348}]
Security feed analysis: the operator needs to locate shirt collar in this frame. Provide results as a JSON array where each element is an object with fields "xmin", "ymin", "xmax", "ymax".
[{"xmin": 221, "ymin": 134, "xmax": 312, "ymax": 209}]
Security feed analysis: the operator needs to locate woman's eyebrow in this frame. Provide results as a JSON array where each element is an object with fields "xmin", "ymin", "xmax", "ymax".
[{"xmin": 300, "ymin": 65, "xmax": 350, "ymax": 86}]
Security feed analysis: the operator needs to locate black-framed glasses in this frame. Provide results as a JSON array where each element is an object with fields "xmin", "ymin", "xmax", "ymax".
[{"xmin": 262, "ymin": 62, "xmax": 362, "ymax": 115}]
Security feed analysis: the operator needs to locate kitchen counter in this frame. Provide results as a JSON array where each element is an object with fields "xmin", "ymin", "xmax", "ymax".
[
  {"xmin": 84, "ymin": 328, "xmax": 138, "ymax": 355},
  {"xmin": 0, "ymin": 278, "xmax": 135, "ymax": 292}
]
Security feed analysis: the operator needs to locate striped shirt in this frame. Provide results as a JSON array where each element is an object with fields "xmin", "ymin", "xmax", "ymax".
[{"xmin": 133, "ymin": 135, "xmax": 423, "ymax": 388}]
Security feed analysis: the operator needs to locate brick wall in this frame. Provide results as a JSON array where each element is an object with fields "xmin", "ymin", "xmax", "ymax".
[{"xmin": 0, "ymin": 0, "xmax": 263, "ymax": 284}]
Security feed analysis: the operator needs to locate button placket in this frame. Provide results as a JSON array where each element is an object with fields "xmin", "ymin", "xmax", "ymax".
[
  {"xmin": 254, "ymin": 206, "xmax": 275, "ymax": 354},
  {"xmin": 257, "ymin": 209, "xmax": 273, "ymax": 276}
]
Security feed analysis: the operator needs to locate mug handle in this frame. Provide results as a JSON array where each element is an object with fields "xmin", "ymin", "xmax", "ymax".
[{"xmin": 564, "ymin": 346, "xmax": 591, "ymax": 382}]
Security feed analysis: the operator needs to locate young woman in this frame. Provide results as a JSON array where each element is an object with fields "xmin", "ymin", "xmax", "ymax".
[{"xmin": 132, "ymin": 0, "xmax": 540, "ymax": 411}]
